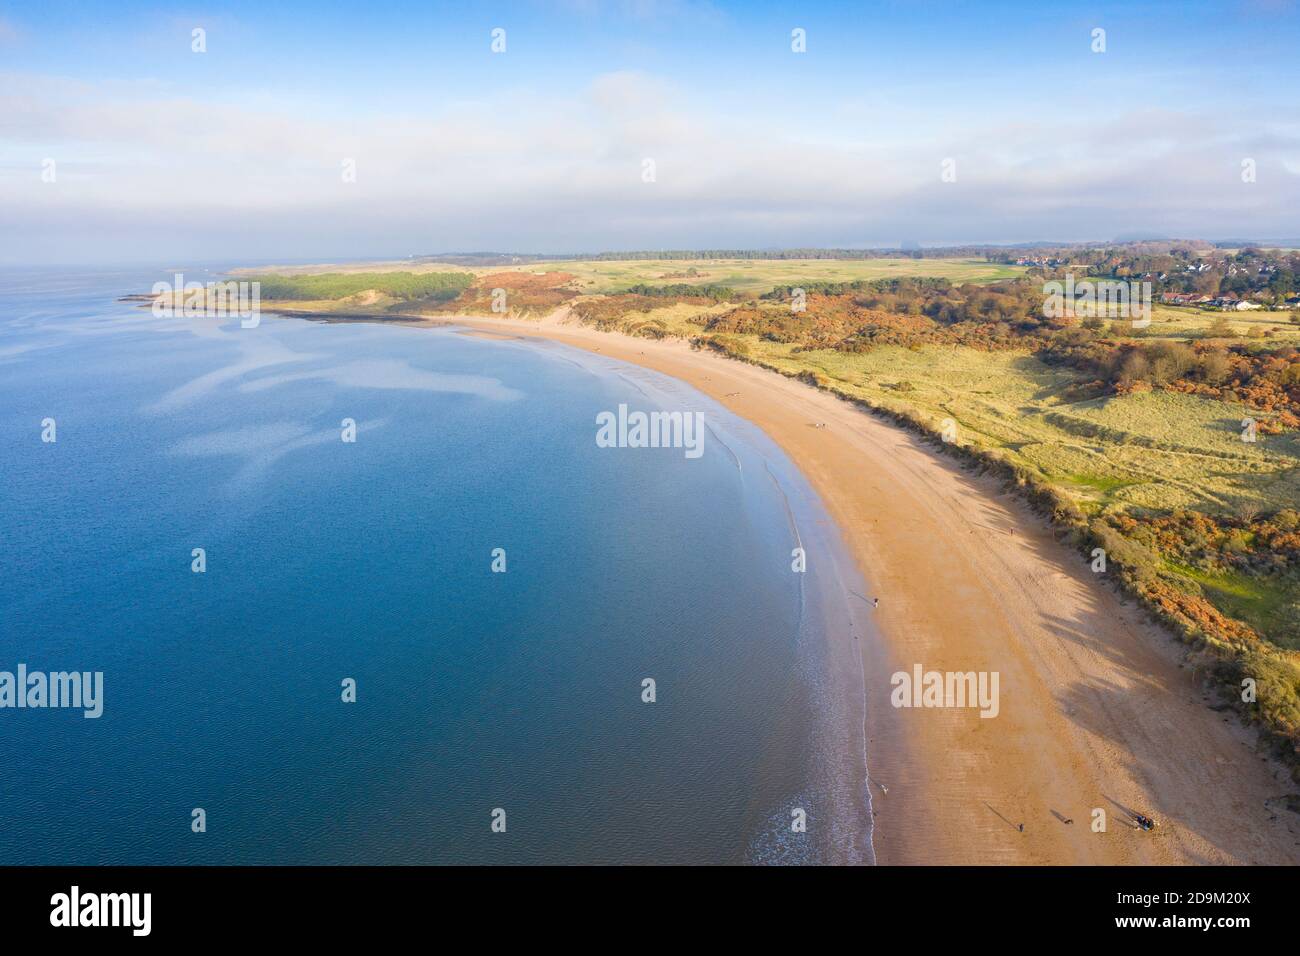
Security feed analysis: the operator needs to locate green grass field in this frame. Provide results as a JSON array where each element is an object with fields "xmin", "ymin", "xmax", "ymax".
[
  {"xmin": 1169, "ymin": 562, "xmax": 1300, "ymax": 651},
  {"xmin": 1137, "ymin": 305, "xmax": 1300, "ymax": 343},
  {"xmin": 506, "ymin": 257, "xmax": 1023, "ymax": 295},
  {"xmin": 236, "ymin": 257, "xmax": 1023, "ymax": 296},
  {"xmin": 255, "ymin": 271, "xmax": 471, "ymax": 302}
]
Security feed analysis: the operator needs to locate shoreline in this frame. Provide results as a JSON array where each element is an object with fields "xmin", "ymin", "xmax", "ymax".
[
  {"xmin": 514, "ymin": 331, "xmax": 881, "ymax": 863},
  {"xmin": 274, "ymin": 305, "xmax": 1300, "ymax": 863}
]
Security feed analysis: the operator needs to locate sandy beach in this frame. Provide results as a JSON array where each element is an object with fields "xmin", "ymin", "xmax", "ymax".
[{"xmin": 424, "ymin": 308, "xmax": 1300, "ymax": 865}]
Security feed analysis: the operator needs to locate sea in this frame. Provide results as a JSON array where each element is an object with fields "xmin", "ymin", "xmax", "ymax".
[{"xmin": 0, "ymin": 267, "xmax": 875, "ymax": 864}]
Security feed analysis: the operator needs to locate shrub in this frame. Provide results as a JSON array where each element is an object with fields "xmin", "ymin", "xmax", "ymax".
[{"xmin": 1206, "ymin": 315, "xmax": 1235, "ymax": 338}]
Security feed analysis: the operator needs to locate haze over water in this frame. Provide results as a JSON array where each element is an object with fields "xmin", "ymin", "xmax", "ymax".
[{"xmin": 0, "ymin": 269, "xmax": 872, "ymax": 864}]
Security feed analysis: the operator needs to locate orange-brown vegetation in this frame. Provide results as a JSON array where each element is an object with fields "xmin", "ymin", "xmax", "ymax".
[{"xmin": 429, "ymin": 271, "xmax": 580, "ymax": 314}]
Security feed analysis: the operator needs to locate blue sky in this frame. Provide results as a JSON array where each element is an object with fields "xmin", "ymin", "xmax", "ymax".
[{"xmin": 2, "ymin": 0, "xmax": 1298, "ymax": 263}]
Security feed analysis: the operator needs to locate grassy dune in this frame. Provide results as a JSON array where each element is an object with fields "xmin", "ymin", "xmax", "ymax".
[
  {"xmin": 1171, "ymin": 562, "xmax": 1299, "ymax": 651},
  {"xmin": 733, "ymin": 341, "xmax": 1300, "ymax": 516},
  {"xmin": 256, "ymin": 271, "xmax": 471, "ymax": 303}
]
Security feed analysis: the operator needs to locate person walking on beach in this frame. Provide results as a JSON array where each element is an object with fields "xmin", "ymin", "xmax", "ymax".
[{"xmin": 872, "ymin": 597, "xmax": 879, "ymax": 609}]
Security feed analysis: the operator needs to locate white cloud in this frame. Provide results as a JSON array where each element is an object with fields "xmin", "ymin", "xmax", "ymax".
[{"xmin": 2, "ymin": 66, "xmax": 1298, "ymax": 263}]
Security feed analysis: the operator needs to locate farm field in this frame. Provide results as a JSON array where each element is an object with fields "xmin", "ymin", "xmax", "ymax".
[
  {"xmin": 1141, "ymin": 304, "xmax": 1300, "ymax": 342},
  {"xmin": 237, "ymin": 256, "xmax": 1024, "ymax": 294},
  {"xmin": 504, "ymin": 256, "xmax": 1024, "ymax": 295}
]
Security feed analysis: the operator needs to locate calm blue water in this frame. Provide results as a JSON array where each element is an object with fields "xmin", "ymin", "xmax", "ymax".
[{"xmin": 0, "ymin": 269, "xmax": 874, "ymax": 864}]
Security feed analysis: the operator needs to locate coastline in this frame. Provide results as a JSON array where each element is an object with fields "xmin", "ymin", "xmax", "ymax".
[
  {"xmin": 231, "ymin": 300, "xmax": 1300, "ymax": 864},
  {"xmin": 429, "ymin": 310, "xmax": 1300, "ymax": 865},
  {"xmin": 472, "ymin": 328, "xmax": 882, "ymax": 864}
]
